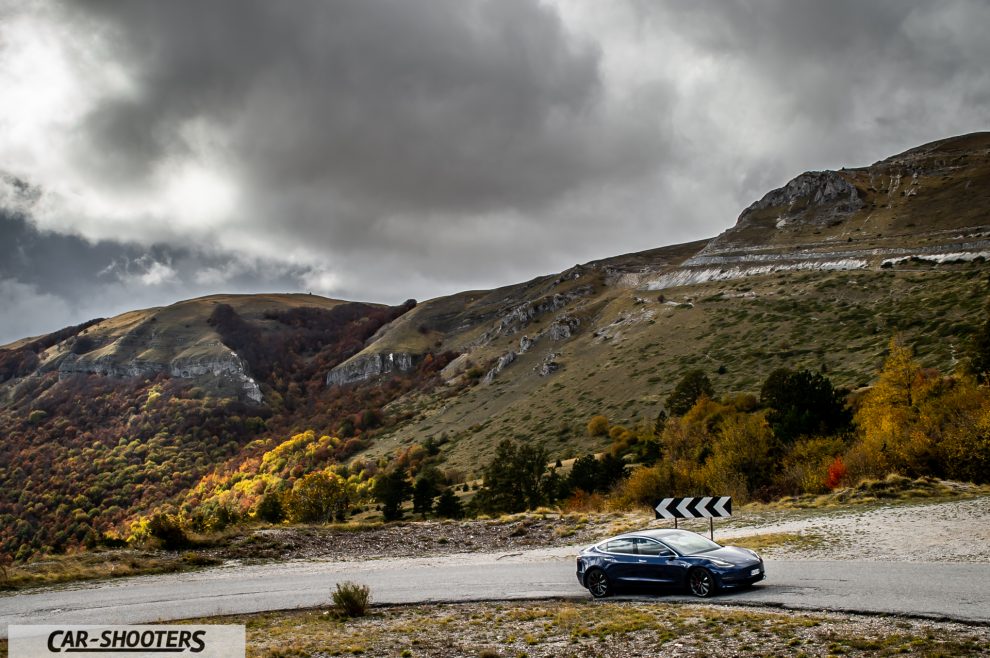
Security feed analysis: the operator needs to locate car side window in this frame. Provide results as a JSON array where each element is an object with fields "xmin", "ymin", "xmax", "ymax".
[
  {"xmin": 603, "ymin": 538, "xmax": 637, "ymax": 555},
  {"xmin": 635, "ymin": 538, "xmax": 674, "ymax": 557}
]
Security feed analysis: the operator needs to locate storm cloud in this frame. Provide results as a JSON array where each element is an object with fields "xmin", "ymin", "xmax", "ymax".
[{"xmin": 1, "ymin": 0, "xmax": 988, "ymax": 343}]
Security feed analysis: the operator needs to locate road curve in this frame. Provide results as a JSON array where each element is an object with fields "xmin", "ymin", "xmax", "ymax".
[{"xmin": 2, "ymin": 550, "xmax": 988, "ymax": 637}]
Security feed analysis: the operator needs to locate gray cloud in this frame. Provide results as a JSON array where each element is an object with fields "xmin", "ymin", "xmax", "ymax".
[
  {"xmin": 1, "ymin": 0, "xmax": 988, "ymax": 342},
  {"xmin": 69, "ymin": 0, "xmax": 661, "ymax": 214},
  {"xmin": 0, "ymin": 207, "xmax": 305, "ymax": 344}
]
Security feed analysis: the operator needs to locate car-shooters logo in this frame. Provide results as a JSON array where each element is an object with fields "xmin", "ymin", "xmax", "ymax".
[{"xmin": 8, "ymin": 625, "xmax": 245, "ymax": 658}]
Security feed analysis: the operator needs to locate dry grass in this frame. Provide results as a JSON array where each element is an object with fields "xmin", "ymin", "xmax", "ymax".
[
  {"xmin": 198, "ymin": 599, "xmax": 990, "ymax": 657},
  {"xmin": 728, "ymin": 531, "xmax": 825, "ymax": 553},
  {"xmin": 1, "ymin": 549, "xmax": 220, "ymax": 590},
  {"xmin": 763, "ymin": 475, "xmax": 990, "ymax": 510}
]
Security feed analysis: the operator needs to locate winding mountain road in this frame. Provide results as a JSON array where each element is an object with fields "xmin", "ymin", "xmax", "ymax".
[{"xmin": 2, "ymin": 547, "xmax": 988, "ymax": 637}]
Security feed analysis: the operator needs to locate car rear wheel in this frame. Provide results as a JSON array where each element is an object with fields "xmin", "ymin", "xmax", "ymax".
[
  {"xmin": 586, "ymin": 568, "xmax": 612, "ymax": 598},
  {"xmin": 688, "ymin": 567, "xmax": 717, "ymax": 598}
]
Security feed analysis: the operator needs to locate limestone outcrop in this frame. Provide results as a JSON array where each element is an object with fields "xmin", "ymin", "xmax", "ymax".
[
  {"xmin": 548, "ymin": 315, "xmax": 580, "ymax": 341},
  {"xmin": 58, "ymin": 348, "xmax": 263, "ymax": 403},
  {"xmin": 741, "ymin": 170, "xmax": 863, "ymax": 226},
  {"xmin": 326, "ymin": 351, "xmax": 416, "ymax": 386},
  {"xmin": 481, "ymin": 351, "xmax": 516, "ymax": 385}
]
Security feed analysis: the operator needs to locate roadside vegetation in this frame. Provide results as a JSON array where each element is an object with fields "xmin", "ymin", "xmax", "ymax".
[
  {"xmin": 203, "ymin": 600, "xmax": 990, "ymax": 657},
  {"xmin": 5, "ymin": 323, "xmax": 990, "ymax": 585}
]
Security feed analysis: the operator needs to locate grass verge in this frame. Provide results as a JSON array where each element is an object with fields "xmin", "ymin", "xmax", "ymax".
[
  {"xmin": 761, "ymin": 475, "xmax": 990, "ymax": 510},
  {"xmin": 0, "ymin": 550, "xmax": 221, "ymax": 591},
  {"xmin": 729, "ymin": 531, "xmax": 826, "ymax": 553},
  {"xmin": 195, "ymin": 600, "xmax": 990, "ymax": 657}
]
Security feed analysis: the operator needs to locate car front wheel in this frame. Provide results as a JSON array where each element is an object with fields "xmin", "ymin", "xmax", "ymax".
[
  {"xmin": 688, "ymin": 568, "xmax": 717, "ymax": 598},
  {"xmin": 586, "ymin": 568, "xmax": 612, "ymax": 598}
]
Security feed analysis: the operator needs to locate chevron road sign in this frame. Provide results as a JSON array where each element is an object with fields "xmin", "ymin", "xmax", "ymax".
[{"xmin": 654, "ymin": 496, "xmax": 732, "ymax": 520}]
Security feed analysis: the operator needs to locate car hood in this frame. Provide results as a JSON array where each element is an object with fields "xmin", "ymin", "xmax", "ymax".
[{"xmin": 692, "ymin": 546, "xmax": 759, "ymax": 565}]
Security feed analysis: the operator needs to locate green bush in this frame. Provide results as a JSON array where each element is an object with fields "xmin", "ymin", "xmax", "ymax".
[
  {"xmin": 332, "ymin": 581, "xmax": 371, "ymax": 618},
  {"xmin": 146, "ymin": 513, "xmax": 190, "ymax": 550}
]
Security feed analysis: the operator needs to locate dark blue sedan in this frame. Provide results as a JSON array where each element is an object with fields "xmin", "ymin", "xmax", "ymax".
[{"xmin": 576, "ymin": 528, "xmax": 765, "ymax": 598}]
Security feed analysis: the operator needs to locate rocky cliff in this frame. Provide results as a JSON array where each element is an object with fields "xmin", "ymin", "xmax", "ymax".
[
  {"xmin": 0, "ymin": 293, "xmax": 370, "ymax": 404},
  {"xmin": 326, "ymin": 351, "xmax": 417, "ymax": 386},
  {"xmin": 641, "ymin": 133, "xmax": 990, "ymax": 291},
  {"xmin": 58, "ymin": 347, "xmax": 263, "ymax": 403}
]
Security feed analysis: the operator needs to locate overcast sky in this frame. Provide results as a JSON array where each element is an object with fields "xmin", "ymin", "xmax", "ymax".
[{"xmin": 1, "ymin": 0, "xmax": 988, "ymax": 343}]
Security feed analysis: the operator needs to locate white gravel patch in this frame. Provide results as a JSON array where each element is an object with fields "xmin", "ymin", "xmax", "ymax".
[
  {"xmin": 533, "ymin": 496, "xmax": 990, "ymax": 564},
  {"xmin": 719, "ymin": 496, "xmax": 990, "ymax": 562}
]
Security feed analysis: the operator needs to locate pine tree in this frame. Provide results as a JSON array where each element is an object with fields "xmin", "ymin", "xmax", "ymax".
[
  {"xmin": 373, "ymin": 470, "xmax": 411, "ymax": 521},
  {"xmin": 665, "ymin": 370, "xmax": 714, "ymax": 416},
  {"xmin": 434, "ymin": 488, "xmax": 464, "ymax": 519}
]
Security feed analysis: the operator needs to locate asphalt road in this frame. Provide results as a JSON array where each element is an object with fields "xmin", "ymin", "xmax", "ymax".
[{"xmin": 2, "ymin": 551, "xmax": 988, "ymax": 637}]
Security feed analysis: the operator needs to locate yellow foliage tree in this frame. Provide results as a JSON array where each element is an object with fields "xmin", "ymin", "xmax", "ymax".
[
  {"xmin": 587, "ymin": 415, "xmax": 609, "ymax": 437},
  {"xmin": 852, "ymin": 338, "xmax": 938, "ymax": 478}
]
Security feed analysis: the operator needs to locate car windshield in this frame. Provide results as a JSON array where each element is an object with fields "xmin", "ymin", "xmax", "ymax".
[{"xmin": 660, "ymin": 531, "xmax": 721, "ymax": 555}]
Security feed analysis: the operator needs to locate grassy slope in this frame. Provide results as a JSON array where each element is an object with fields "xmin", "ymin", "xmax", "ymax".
[
  {"xmin": 358, "ymin": 133, "xmax": 990, "ymax": 474},
  {"xmin": 36, "ymin": 292, "xmax": 354, "ymax": 367},
  {"xmin": 367, "ymin": 264, "xmax": 987, "ymax": 474}
]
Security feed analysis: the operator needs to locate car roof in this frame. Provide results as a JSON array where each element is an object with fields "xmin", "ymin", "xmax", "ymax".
[{"xmin": 611, "ymin": 528, "xmax": 696, "ymax": 541}]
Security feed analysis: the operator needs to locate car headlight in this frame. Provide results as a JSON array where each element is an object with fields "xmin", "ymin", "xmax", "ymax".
[{"xmin": 708, "ymin": 558, "xmax": 734, "ymax": 568}]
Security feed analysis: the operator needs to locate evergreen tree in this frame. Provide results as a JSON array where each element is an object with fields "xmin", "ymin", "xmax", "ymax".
[
  {"xmin": 412, "ymin": 474, "xmax": 439, "ymax": 518},
  {"xmin": 761, "ymin": 368, "xmax": 851, "ymax": 442},
  {"xmin": 474, "ymin": 440, "xmax": 551, "ymax": 514},
  {"xmin": 665, "ymin": 370, "xmax": 714, "ymax": 416},
  {"xmin": 434, "ymin": 488, "xmax": 464, "ymax": 519},
  {"xmin": 597, "ymin": 453, "xmax": 628, "ymax": 492},
  {"xmin": 373, "ymin": 470, "xmax": 411, "ymax": 521},
  {"xmin": 568, "ymin": 454, "xmax": 600, "ymax": 493},
  {"xmin": 968, "ymin": 301, "xmax": 990, "ymax": 382},
  {"xmin": 567, "ymin": 453, "xmax": 628, "ymax": 495},
  {"xmin": 255, "ymin": 492, "xmax": 284, "ymax": 524}
]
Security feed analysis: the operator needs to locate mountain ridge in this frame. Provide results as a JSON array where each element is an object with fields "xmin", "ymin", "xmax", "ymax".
[{"xmin": 1, "ymin": 132, "xmax": 988, "ymax": 558}]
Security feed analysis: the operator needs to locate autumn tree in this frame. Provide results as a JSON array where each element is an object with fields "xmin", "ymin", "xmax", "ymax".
[
  {"xmin": 586, "ymin": 415, "xmax": 609, "ymax": 437},
  {"xmin": 851, "ymin": 338, "xmax": 940, "ymax": 479},
  {"xmin": 146, "ymin": 512, "xmax": 190, "ymax": 550},
  {"xmin": 0, "ymin": 552, "xmax": 12, "ymax": 588},
  {"xmin": 284, "ymin": 471, "xmax": 351, "ymax": 524}
]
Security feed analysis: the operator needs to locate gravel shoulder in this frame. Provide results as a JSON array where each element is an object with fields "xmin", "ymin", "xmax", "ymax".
[
  {"xmin": 217, "ymin": 599, "xmax": 990, "ymax": 658},
  {"xmin": 718, "ymin": 495, "xmax": 990, "ymax": 562}
]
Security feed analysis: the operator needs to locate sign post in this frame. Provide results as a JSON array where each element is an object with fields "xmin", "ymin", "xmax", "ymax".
[{"xmin": 653, "ymin": 496, "xmax": 732, "ymax": 540}]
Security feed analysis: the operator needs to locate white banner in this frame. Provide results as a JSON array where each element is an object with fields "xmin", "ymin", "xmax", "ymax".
[{"xmin": 8, "ymin": 625, "xmax": 245, "ymax": 658}]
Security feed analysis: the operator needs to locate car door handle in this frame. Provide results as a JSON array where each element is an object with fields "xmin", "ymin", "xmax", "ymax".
[{"xmin": 638, "ymin": 559, "xmax": 647, "ymax": 563}]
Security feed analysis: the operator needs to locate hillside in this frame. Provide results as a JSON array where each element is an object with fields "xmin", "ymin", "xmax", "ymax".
[
  {"xmin": 350, "ymin": 132, "xmax": 990, "ymax": 470},
  {"xmin": 0, "ymin": 293, "xmax": 427, "ymax": 557},
  {"xmin": 0, "ymin": 132, "xmax": 988, "ymax": 559}
]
